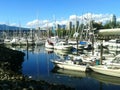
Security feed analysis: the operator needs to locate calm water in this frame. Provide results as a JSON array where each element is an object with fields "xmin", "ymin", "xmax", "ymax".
[{"xmin": 12, "ymin": 45, "xmax": 120, "ymax": 90}]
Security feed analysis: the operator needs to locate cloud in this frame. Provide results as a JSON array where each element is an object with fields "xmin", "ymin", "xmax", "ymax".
[
  {"xmin": 69, "ymin": 13, "xmax": 113, "ymax": 23},
  {"xmin": 69, "ymin": 15, "xmax": 77, "ymax": 20},
  {"xmin": 0, "ymin": 22, "xmax": 5, "ymax": 24},
  {"xmin": 26, "ymin": 19, "xmax": 68, "ymax": 28},
  {"xmin": 10, "ymin": 23, "xmax": 17, "ymax": 26},
  {"xmin": 56, "ymin": 20, "xmax": 68, "ymax": 25},
  {"xmin": 0, "ymin": 22, "xmax": 17, "ymax": 26},
  {"xmin": 26, "ymin": 19, "xmax": 40, "ymax": 27},
  {"xmin": 26, "ymin": 13, "xmax": 117, "ymax": 28},
  {"xmin": 117, "ymin": 17, "xmax": 120, "ymax": 22}
]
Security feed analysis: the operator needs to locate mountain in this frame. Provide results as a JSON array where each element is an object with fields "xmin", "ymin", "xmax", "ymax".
[{"xmin": 0, "ymin": 24, "xmax": 30, "ymax": 30}]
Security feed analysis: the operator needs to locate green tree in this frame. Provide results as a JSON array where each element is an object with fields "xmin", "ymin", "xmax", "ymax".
[{"xmin": 103, "ymin": 21, "xmax": 112, "ymax": 29}]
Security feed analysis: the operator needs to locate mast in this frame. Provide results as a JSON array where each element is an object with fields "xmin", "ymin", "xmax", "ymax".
[{"xmin": 52, "ymin": 15, "xmax": 57, "ymax": 36}]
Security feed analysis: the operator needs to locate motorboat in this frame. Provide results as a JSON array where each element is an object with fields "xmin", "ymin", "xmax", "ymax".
[
  {"xmin": 54, "ymin": 41, "xmax": 72, "ymax": 51},
  {"xmin": 89, "ymin": 65, "xmax": 120, "ymax": 77},
  {"xmin": 51, "ymin": 59, "xmax": 90, "ymax": 72},
  {"xmin": 68, "ymin": 40, "xmax": 84, "ymax": 50}
]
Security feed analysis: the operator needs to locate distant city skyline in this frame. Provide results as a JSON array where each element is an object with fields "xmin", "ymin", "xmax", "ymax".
[{"xmin": 0, "ymin": 0, "xmax": 120, "ymax": 28}]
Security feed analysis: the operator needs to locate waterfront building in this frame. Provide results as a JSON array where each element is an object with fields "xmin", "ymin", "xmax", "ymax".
[
  {"xmin": 110, "ymin": 14, "xmax": 116, "ymax": 28},
  {"xmin": 66, "ymin": 21, "xmax": 72, "ymax": 30},
  {"xmin": 76, "ymin": 20, "xmax": 79, "ymax": 31}
]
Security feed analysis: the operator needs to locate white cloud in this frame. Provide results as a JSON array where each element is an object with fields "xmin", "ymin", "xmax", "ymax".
[
  {"xmin": 10, "ymin": 23, "xmax": 17, "ymax": 26},
  {"xmin": 26, "ymin": 19, "xmax": 40, "ymax": 27},
  {"xmin": 56, "ymin": 20, "xmax": 68, "ymax": 25},
  {"xmin": 26, "ymin": 13, "xmax": 117, "ymax": 28},
  {"xmin": 69, "ymin": 15, "xmax": 77, "ymax": 20},
  {"xmin": 0, "ymin": 22, "xmax": 17, "ymax": 26},
  {"xmin": 26, "ymin": 19, "xmax": 68, "ymax": 28},
  {"xmin": 0, "ymin": 22, "xmax": 6, "ymax": 24},
  {"xmin": 69, "ymin": 13, "xmax": 113, "ymax": 23},
  {"xmin": 117, "ymin": 17, "xmax": 120, "ymax": 22}
]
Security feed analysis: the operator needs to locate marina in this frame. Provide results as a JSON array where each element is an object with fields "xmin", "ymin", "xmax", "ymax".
[
  {"xmin": 0, "ymin": 25, "xmax": 120, "ymax": 90},
  {"xmin": 4, "ymin": 44, "xmax": 120, "ymax": 90},
  {"xmin": 1, "ymin": 0, "xmax": 120, "ymax": 90}
]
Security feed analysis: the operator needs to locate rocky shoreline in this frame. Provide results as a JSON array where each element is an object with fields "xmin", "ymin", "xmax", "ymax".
[{"xmin": 0, "ymin": 45, "xmax": 74, "ymax": 90}]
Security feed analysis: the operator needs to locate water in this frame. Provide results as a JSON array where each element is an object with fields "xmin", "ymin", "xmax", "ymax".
[{"xmin": 10, "ymin": 45, "xmax": 120, "ymax": 90}]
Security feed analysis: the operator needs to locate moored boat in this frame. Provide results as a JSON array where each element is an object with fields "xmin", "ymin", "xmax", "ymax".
[
  {"xmin": 54, "ymin": 41, "xmax": 72, "ymax": 51},
  {"xmin": 89, "ymin": 65, "xmax": 120, "ymax": 77},
  {"xmin": 51, "ymin": 59, "xmax": 90, "ymax": 72}
]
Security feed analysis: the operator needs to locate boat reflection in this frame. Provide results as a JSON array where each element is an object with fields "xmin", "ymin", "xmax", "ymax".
[
  {"xmin": 52, "ymin": 67, "xmax": 120, "ymax": 85},
  {"xmin": 45, "ymin": 48, "xmax": 54, "ymax": 54},
  {"xmin": 54, "ymin": 49, "xmax": 70, "ymax": 55},
  {"xmin": 51, "ymin": 67, "xmax": 87, "ymax": 78},
  {"xmin": 88, "ymin": 72, "xmax": 120, "ymax": 85},
  {"xmin": 54, "ymin": 49, "xmax": 71, "ymax": 60}
]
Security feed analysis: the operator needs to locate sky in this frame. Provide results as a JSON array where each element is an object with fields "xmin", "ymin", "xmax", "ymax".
[{"xmin": 0, "ymin": 0, "xmax": 120, "ymax": 28}]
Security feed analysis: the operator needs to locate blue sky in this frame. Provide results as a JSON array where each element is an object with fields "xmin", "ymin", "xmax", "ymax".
[{"xmin": 0, "ymin": 0, "xmax": 120, "ymax": 28}]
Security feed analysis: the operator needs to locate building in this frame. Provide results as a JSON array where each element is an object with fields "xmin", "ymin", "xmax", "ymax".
[
  {"xmin": 75, "ymin": 20, "xmax": 79, "ymax": 31},
  {"xmin": 110, "ymin": 14, "xmax": 116, "ymax": 28},
  {"xmin": 66, "ymin": 21, "xmax": 72, "ymax": 30}
]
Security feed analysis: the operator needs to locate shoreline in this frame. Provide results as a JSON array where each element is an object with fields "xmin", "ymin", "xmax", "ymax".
[{"xmin": 0, "ymin": 45, "xmax": 74, "ymax": 90}]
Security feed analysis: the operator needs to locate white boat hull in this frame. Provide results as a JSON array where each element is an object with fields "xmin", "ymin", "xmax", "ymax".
[
  {"xmin": 54, "ymin": 46, "xmax": 72, "ymax": 50},
  {"xmin": 90, "ymin": 65, "xmax": 120, "ymax": 77},
  {"xmin": 52, "ymin": 60, "xmax": 87, "ymax": 72},
  {"xmin": 45, "ymin": 41, "xmax": 54, "ymax": 48}
]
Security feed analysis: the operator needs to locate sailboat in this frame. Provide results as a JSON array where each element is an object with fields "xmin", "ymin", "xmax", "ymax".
[
  {"xmin": 45, "ymin": 17, "xmax": 59, "ymax": 49},
  {"xmin": 45, "ymin": 36, "xmax": 59, "ymax": 48}
]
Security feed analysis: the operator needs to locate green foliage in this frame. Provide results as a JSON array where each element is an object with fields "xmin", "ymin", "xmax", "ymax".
[
  {"xmin": 92, "ymin": 21, "xmax": 103, "ymax": 29},
  {"xmin": 103, "ymin": 21, "xmax": 112, "ymax": 29},
  {"xmin": 103, "ymin": 20, "xmax": 118, "ymax": 29}
]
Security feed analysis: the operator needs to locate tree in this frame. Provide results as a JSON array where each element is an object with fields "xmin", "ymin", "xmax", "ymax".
[
  {"xmin": 92, "ymin": 20, "xmax": 103, "ymax": 29},
  {"xmin": 103, "ymin": 21, "xmax": 112, "ymax": 29}
]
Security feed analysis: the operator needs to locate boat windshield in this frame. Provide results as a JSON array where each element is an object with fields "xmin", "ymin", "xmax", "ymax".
[
  {"xmin": 112, "ymin": 57, "xmax": 120, "ymax": 63},
  {"xmin": 116, "ymin": 40, "xmax": 120, "ymax": 43}
]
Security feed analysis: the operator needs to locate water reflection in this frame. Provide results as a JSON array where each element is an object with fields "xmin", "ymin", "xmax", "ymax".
[
  {"xmin": 52, "ymin": 67, "xmax": 120, "ymax": 85},
  {"xmin": 51, "ymin": 68, "xmax": 120, "ymax": 90},
  {"xmin": 52, "ymin": 68, "xmax": 87, "ymax": 78},
  {"xmin": 89, "ymin": 72, "xmax": 120, "ymax": 85}
]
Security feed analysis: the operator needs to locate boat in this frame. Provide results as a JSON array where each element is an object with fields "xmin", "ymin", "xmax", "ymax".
[
  {"xmin": 80, "ymin": 41, "xmax": 93, "ymax": 50},
  {"xmin": 108, "ymin": 39, "xmax": 120, "ymax": 48},
  {"xmin": 35, "ymin": 38, "xmax": 44, "ymax": 45},
  {"xmin": 19, "ymin": 37, "xmax": 27, "ymax": 45},
  {"xmin": 68, "ymin": 40, "xmax": 84, "ymax": 50},
  {"xmin": 4, "ymin": 38, "xmax": 11, "ymax": 45},
  {"xmin": 45, "ymin": 36, "xmax": 59, "ymax": 48},
  {"xmin": 103, "ymin": 54, "xmax": 120, "ymax": 66},
  {"xmin": 51, "ymin": 59, "xmax": 90, "ymax": 72},
  {"xmin": 10, "ymin": 37, "xmax": 19, "ymax": 45},
  {"xmin": 27, "ymin": 38, "xmax": 34, "ymax": 45},
  {"xmin": 104, "ymin": 39, "xmax": 120, "ymax": 51},
  {"xmin": 89, "ymin": 65, "xmax": 120, "ymax": 77},
  {"xmin": 54, "ymin": 41, "xmax": 72, "ymax": 51}
]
